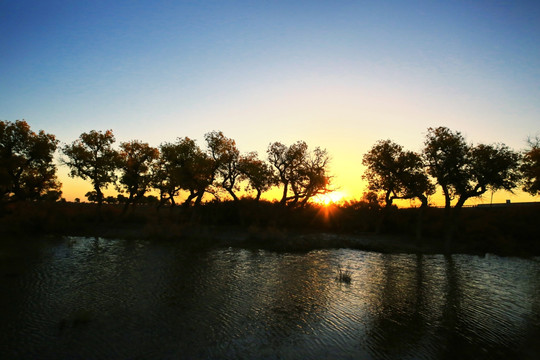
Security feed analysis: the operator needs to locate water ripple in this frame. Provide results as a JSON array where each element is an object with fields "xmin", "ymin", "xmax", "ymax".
[{"xmin": 1, "ymin": 238, "xmax": 539, "ymax": 359}]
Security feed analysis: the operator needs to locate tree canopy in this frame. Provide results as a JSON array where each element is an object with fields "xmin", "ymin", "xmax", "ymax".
[
  {"xmin": 0, "ymin": 120, "xmax": 61, "ymax": 201},
  {"xmin": 62, "ymin": 129, "xmax": 119, "ymax": 206},
  {"xmin": 118, "ymin": 140, "xmax": 159, "ymax": 210},
  {"xmin": 362, "ymin": 139, "xmax": 434, "ymax": 208},
  {"xmin": 521, "ymin": 137, "xmax": 540, "ymax": 196},
  {"xmin": 267, "ymin": 141, "xmax": 332, "ymax": 206},
  {"xmin": 157, "ymin": 137, "xmax": 215, "ymax": 206},
  {"xmin": 238, "ymin": 152, "xmax": 276, "ymax": 201},
  {"xmin": 423, "ymin": 127, "xmax": 520, "ymax": 210},
  {"xmin": 205, "ymin": 131, "xmax": 242, "ymax": 201}
]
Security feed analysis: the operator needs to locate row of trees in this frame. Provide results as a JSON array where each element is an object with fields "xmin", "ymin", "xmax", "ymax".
[
  {"xmin": 362, "ymin": 126, "xmax": 540, "ymax": 242},
  {"xmin": 1, "ymin": 120, "xmax": 332, "ymax": 209},
  {"xmin": 2, "ymin": 120, "xmax": 539, "ymax": 219}
]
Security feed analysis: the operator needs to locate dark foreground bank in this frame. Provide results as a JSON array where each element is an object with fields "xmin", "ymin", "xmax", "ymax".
[{"xmin": 1, "ymin": 200, "xmax": 539, "ymax": 256}]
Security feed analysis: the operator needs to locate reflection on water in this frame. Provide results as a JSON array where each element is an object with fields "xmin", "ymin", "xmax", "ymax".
[{"xmin": 0, "ymin": 237, "xmax": 539, "ymax": 359}]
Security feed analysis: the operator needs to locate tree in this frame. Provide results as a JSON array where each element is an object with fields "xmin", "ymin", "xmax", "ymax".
[
  {"xmin": 295, "ymin": 147, "xmax": 333, "ymax": 207},
  {"xmin": 423, "ymin": 127, "xmax": 520, "ymax": 243},
  {"xmin": 521, "ymin": 136, "xmax": 540, "ymax": 196},
  {"xmin": 363, "ymin": 140, "xmax": 434, "ymax": 207},
  {"xmin": 117, "ymin": 140, "xmax": 159, "ymax": 212},
  {"xmin": 85, "ymin": 191, "xmax": 99, "ymax": 203},
  {"xmin": 267, "ymin": 141, "xmax": 332, "ymax": 206},
  {"xmin": 0, "ymin": 120, "xmax": 61, "ymax": 201},
  {"xmin": 238, "ymin": 152, "xmax": 276, "ymax": 201},
  {"xmin": 362, "ymin": 139, "xmax": 434, "ymax": 235},
  {"xmin": 116, "ymin": 194, "xmax": 128, "ymax": 204},
  {"xmin": 62, "ymin": 130, "xmax": 119, "ymax": 207},
  {"xmin": 424, "ymin": 127, "xmax": 520, "ymax": 209},
  {"xmin": 104, "ymin": 196, "xmax": 117, "ymax": 204},
  {"xmin": 156, "ymin": 137, "xmax": 214, "ymax": 207},
  {"xmin": 458, "ymin": 143, "xmax": 520, "ymax": 207},
  {"xmin": 361, "ymin": 190, "xmax": 383, "ymax": 210},
  {"xmin": 153, "ymin": 145, "xmax": 180, "ymax": 206},
  {"xmin": 204, "ymin": 131, "xmax": 241, "ymax": 201},
  {"xmin": 423, "ymin": 127, "xmax": 469, "ymax": 211},
  {"xmin": 268, "ymin": 141, "xmax": 308, "ymax": 205}
]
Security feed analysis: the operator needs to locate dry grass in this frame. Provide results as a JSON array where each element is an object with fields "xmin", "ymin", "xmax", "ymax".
[{"xmin": 336, "ymin": 268, "xmax": 352, "ymax": 284}]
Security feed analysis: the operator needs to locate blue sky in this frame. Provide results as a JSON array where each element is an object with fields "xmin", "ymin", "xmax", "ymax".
[{"xmin": 1, "ymin": 0, "xmax": 539, "ymax": 202}]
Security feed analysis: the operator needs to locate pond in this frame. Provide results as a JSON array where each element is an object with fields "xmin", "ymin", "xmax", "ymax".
[{"xmin": 1, "ymin": 237, "xmax": 539, "ymax": 359}]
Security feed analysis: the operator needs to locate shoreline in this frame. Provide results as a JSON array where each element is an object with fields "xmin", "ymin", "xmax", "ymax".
[
  {"xmin": 1, "ymin": 201, "xmax": 539, "ymax": 257},
  {"xmin": 178, "ymin": 227, "xmax": 538, "ymax": 257},
  {"xmin": 3, "ymin": 224, "xmax": 536, "ymax": 258}
]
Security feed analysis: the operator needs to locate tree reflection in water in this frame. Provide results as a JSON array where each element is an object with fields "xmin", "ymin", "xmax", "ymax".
[{"xmin": 0, "ymin": 238, "xmax": 538, "ymax": 359}]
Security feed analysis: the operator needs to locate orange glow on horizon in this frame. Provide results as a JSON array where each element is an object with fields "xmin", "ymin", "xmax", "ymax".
[
  {"xmin": 311, "ymin": 191, "xmax": 347, "ymax": 206},
  {"xmin": 58, "ymin": 169, "xmax": 538, "ymax": 207}
]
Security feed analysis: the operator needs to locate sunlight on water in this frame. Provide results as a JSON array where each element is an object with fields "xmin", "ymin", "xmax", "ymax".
[{"xmin": 0, "ymin": 237, "xmax": 539, "ymax": 359}]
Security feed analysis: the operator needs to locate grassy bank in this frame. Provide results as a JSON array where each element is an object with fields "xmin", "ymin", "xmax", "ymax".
[{"xmin": 0, "ymin": 200, "xmax": 539, "ymax": 256}]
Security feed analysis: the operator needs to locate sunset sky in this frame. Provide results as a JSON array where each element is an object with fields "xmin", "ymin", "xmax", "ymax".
[{"xmin": 2, "ymin": 1, "xmax": 539, "ymax": 204}]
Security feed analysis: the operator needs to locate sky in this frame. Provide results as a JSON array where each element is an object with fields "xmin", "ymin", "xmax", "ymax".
[{"xmin": 1, "ymin": 0, "xmax": 539, "ymax": 204}]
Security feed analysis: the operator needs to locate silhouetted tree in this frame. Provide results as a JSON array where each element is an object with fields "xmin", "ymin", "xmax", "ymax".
[
  {"xmin": 361, "ymin": 190, "xmax": 383, "ymax": 210},
  {"xmin": 423, "ymin": 127, "xmax": 520, "ymax": 244},
  {"xmin": 295, "ymin": 147, "xmax": 333, "ymax": 207},
  {"xmin": 143, "ymin": 194, "xmax": 159, "ymax": 205},
  {"xmin": 85, "ymin": 191, "xmax": 98, "ymax": 203},
  {"xmin": 399, "ymin": 159, "xmax": 435, "ymax": 241},
  {"xmin": 0, "ymin": 120, "xmax": 62, "ymax": 201},
  {"xmin": 267, "ymin": 141, "xmax": 307, "ymax": 205},
  {"xmin": 104, "ymin": 195, "xmax": 117, "ymax": 204},
  {"xmin": 156, "ymin": 137, "xmax": 214, "ymax": 207},
  {"xmin": 363, "ymin": 139, "xmax": 434, "ymax": 235},
  {"xmin": 205, "ymin": 131, "xmax": 241, "ymax": 201},
  {"xmin": 117, "ymin": 140, "xmax": 159, "ymax": 212},
  {"xmin": 521, "ymin": 136, "xmax": 540, "ymax": 196},
  {"xmin": 423, "ymin": 127, "xmax": 469, "ymax": 211},
  {"xmin": 153, "ymin": 148, "xmax": 179, "ymax": 206},
  {"xmin": 238, "ymin": 151, "xmax": 276, "ymax": 201},
  {"xmin": 363, "ymin": 140, "xmax": 429, "ymax": 207},
  {"xmin": 40, "ymin": 190, "xmax": 62, "ymax": 202},
  {"xmin": 268, "ymin": 141, "xmax": 331, "ymax": 206},
  {"xmin": 62, "ymin": 130, "xmax": 119, "ymax": 207},
  {"xmin": 116, "ymin": 194, "xmax": 128, "ymax": 204}
]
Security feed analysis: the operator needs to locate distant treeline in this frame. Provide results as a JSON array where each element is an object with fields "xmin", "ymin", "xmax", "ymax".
[
  {"xmin": 361, "ymin": 127, "xmax": 539, "ymax": 242},
  {"xmin": 1, "ymin": 120, "xmax": 332, "ymax": 209},
  {"xmin": 1, "ymin": 119, "xmax": 539, "ymax": 245}
]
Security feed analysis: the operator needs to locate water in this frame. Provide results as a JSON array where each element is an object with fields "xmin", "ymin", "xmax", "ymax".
[{"xmin": 1, "ymin": 237, "xmax": 539, "ymax": 359}]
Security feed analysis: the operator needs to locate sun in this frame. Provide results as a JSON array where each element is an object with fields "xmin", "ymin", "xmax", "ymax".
[{"xmin": 312, "ymin": 191, "xmax": 346, "ymax": 206}]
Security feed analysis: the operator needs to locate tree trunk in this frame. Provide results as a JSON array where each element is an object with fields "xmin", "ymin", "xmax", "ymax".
[
  {"xmin": 226, "ymin": 187, "xmax": 239, "ymax": 201},
  {"xmin": 194, "ymin": 191, "xmax": 204, "ymax": 206},
  {"xmin": 280, "ymin": 182, "xmax": 289, "ymax": 205},
  {"xmin": 376, "ymin": 194, "xmax": 393, "ymax": 234},
  {"xmin": 94, "ymin": 186, "xmax": 103, "ymax": 221},
  {"xmin": 122, "ymin": 192, "xmax": 134, "ymax": 215},
  {"xmin": 168, "ymin": 191, "xmax": 176, "ymax": 207},
  {"xmin": 182, "ymin": 192, "xmax": 197, "ymax": 207},
  {"xmin": 95, "ymin": 187, "xmax": 103, "ymax": 207}
]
